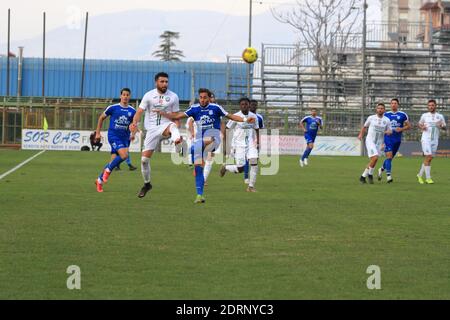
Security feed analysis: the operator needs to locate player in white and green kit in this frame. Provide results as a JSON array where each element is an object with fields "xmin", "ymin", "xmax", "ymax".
[{"xmin": 417, "ymin": 99, "xmax": 447, "ymax": 184}]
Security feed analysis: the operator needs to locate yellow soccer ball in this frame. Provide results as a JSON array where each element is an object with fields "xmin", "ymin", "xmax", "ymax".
[{"xmin": 242, "ymin": 47, "xmax": 258, "ymax": 64}]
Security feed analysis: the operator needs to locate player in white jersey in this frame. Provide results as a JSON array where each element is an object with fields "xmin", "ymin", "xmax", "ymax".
[
  {"xmin": 220, "ymin": 98, "xmax": 260, "ymax": 192},
  {"xmin": 358, "ymin": 103, "xmax": 392, "ymax": 184},
  {"xmin": 417, "ymin": 99, "xmax": 447, "ymax": 184},
  {"xmin": 130, "ymin": 72, "xmax": 183, "ymax": 198}
]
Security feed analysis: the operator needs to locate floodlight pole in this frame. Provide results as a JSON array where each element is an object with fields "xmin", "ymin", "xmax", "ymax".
[
  {"xmin": 361, "ymin": 0, "xmax": 368, "ymax": 156},
  {"xmin": 247, "ymin": 0, "xmax": 253, "ymax": 98},
  {"xmin": 361, "ymin": 0, "xmax": 367, "ymax": 126},
  {"xmin": 6, "ymin": 8, "xmax": 11, "ymax": 97}
]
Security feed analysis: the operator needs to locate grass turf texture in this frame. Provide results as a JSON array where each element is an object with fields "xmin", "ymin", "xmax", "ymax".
[{"xmin": 0, "ymin": 149, "xmax": 449, "ymax": 299}]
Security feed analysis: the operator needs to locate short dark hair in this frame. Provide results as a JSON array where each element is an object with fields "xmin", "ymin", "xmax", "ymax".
[
  {"xmin": 250, "ymin": 99, "xmax": 258, "ymax": 104},
  {"xmin": 239, "ymin": 97, "xmax": 250, "ymax": 104},
  {"xmin": 155, "ymin": 72, "xmax": 169, "ymax": 81},
  {"xmin": 121, "ymin": 88, "xmax": 131, "ymax": 95},
  {"xmin": 391, "ymin": 98, "xmax": 399, "ymax": 104},
  {"xmin": 377, "ymin": 103, "xmax": 386, "ymax": 108},
  {"xmin": 428, "ymin": 99, "xmax": 437, "ymax": 105},
  {"xmin": 198, "ymin": 88, "xmax": 212, "ymax": 97}
]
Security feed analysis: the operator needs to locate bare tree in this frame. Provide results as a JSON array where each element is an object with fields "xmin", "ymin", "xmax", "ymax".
[
  {"xmin": 153, "ymin": 30, "xmax": 185, "ymax": 61},
  {"xmin": 272, "ymin": 0, "xmax": 362, "ymax": 110}
]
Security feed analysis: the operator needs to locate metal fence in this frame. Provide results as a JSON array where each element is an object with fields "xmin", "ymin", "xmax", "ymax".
[{"xmin": 239, "ymin": 22, "xmax": 450, "ymax": 140}]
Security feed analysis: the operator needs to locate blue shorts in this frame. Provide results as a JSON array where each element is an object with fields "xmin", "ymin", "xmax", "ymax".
[
  {"xmin": 109, "ymin": 136, "xmax": 129, "ymax": 154},
  {"xmin": 384, "ymin": 139, "xmax": 401, "ymax": 157},
  {"xmin": 305, "ymin": 133, "xmax": 317, "ymax": 144},
  {"xmin": 191, "ymin": 137, "xmax": 221, "ymax": 162}
]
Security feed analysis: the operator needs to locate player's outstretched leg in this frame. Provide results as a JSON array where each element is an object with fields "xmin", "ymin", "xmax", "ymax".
[
  {"xmin": 194, "ymin": 165, "xmax": 206, "ymax": 204},
  {"xmin": 204, "ymin": 158, "xmax": 213, "ymax": 186},
  {"xmin": 243, "ymin": 160, "xmax": 250, "ymax": 184},
  {"xmin": 139, "ymin": 156, "xmax": 153, "ymax": 198},
  {"xmin": 247, "ymin": 162, "xmax": 258, "ymax": 192}
]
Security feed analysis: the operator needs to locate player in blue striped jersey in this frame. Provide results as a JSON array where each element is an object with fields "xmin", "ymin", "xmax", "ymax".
[
  {"xmin": 243, "ymin": 99, "xmax": 264, "ymax": 184},
  {"xmin": 299, "ymin": 109, "xmax": 323, "ymax": 167},
  {"xmin": 377, "ymin": 99, "xmax": 410, "ymax": 183},
  {"xmin": 156, "ymin": 89, "xmax": 254, "ymax": 204},
  {"xmin": 94, "ymin": 88, "xmax": 137, "ymax": 192}
]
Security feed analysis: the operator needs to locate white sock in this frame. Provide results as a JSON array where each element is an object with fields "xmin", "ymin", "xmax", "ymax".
[
  {"xmin": 204, "ymin": 159, "xmax": 213, "ymax": 181},
  {"xmin": 141, "ymin": 156, "xmax": 151, "ymax": 183},
  {"xmin": 368, "ymin": 167, "xmax": 375, "ymax": 175},
  {"xmin": 425, "ymin": 166, "xmax": 431, "ymax": 179},
  {"xmin": 226, "ymin": 165, "xmax": 240, "ymax": 173},
  {"xmin": 362, "ymin": 168, "xmax": 369, "ymax": 178},
  {"xmin": 418, "ymin": 164, "xmax": 425, "ymax": 177},
  {"xmin": 169, "ymin": 124, "xmax": 181, "ymax": 143},
  {"xmin": 249, "ymin": 165, "xmax": 258, "ymax": 188}
]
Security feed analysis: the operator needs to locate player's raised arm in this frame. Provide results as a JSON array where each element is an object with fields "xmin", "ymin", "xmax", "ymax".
[
  {"xmin": 226, "ymin": 113, "xmax": 255, "ymax": 123},
  {"xmin": 157, "ymin": 110, "xmax": 188, "ymax": 121}
]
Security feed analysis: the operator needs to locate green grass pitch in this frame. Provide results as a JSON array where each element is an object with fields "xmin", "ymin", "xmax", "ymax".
[{"xmin": 0, "ymin": 149, "xmax": 449, "ymax": 299}]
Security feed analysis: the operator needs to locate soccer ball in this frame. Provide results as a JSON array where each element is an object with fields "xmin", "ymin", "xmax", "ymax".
[{"xmin": 242, "ymin": 47, "xmax": 258, "ymax": 64}]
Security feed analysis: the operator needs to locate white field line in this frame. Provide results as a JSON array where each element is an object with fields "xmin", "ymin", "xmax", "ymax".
[{"xmin": 0, "ymin": 150, "xmax": 46, "ymax": 181}]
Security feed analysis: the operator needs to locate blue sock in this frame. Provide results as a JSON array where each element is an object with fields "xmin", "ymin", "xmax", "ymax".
[
  {"xmin": 190, "ymin": 145, "xmax": 195, "ymax": 165},
  {"xmin": 244, "ymin": 161, "xmax": 249, "ymax": 179},
  {"xmin": 385, "ymin": 159, "xmax": 392, "ymax": 175},
  {"xmin": 107, "ymin": 155, "xmax": 125, "ymax": 171},
  {"xmin": 125, "ymin": 154, "xmax": 131, "ymax": 166},
  {"xmin": 302, "ymin": 148, "xmax": 312, "ymax": 161},
  {"xmin": 195, "ymin": 166, "xmax": 204, "ymax": 196}
]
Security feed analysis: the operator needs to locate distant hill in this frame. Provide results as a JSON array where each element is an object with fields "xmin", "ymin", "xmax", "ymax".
[{"xmin": 4, "ymin": 9, "xmax": 298, "ymax": 62}]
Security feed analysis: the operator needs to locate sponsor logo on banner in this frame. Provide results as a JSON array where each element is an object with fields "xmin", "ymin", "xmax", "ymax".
[
  {"xmin": 21, "ymin": 129, "xmax": 142, "ymax": 152},
  {"xmin": 260, "ymin": 135, "xmax": 361, "ymax": 156}
]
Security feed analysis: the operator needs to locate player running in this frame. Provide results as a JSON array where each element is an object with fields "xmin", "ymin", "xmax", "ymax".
[
  {"xmin": 130, "ymin": 72, "xmax": 183, "ymax": 198},
  {"xmin": 358, "ymin": 103, "xmax": 392, "ymax": 184},
  {"xmin": 94, "ymin": 88, "xmax": 136, "ymax": 192},
  {"xmin": 156, "ymin": 89, "xmax": 254, "ymax": 204},
  {"xmin": 220, "ymin": 98, "xmax": 260, "ymax": 192},
  {"xmin": 417, "ymin": 99, "xmax": 447, "ymax": 184},
  {"xmin": 299, "ymin": 108, "xmax": 323, "ymax": 167},
  {"xmin": 243, "ymin": 99, "xmax": 264, "ymax": 184},
  {"xmin": 377, "ymin": 98, "xmax": 411, "ymax": 183}
]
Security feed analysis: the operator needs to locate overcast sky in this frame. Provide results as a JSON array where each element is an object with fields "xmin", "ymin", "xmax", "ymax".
[{"xmin": 0, "ymin": 0, "xmax": 382, "ymax": 60}]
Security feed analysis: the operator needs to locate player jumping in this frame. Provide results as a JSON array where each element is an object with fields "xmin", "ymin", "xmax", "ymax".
[
  {"xmin": 130, "ymin": 72, "xmax": 183, "ymax": 198},
  {"xmin": 156, "ymin": 89, "xmax": 254, "ymax": 204}
]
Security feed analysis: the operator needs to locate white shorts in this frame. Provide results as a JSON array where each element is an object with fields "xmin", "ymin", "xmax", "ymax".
[
  {"xmin": 234, "ymin": 145, "xmax": 258, "ymax": 167},
  {"xmin": 366, "ymin": 139, "xmax": 382, "ymax": 158},
  {"xmin": 422, "ymin": 140, "xmax": 438, "ymax": 156},
  {"xmin": 143, "ymin": 123, "xmax": 174, "ymax": 152}
]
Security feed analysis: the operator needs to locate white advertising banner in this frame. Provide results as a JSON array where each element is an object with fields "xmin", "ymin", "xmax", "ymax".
[
  {"xmin": 260, "ymin": 135, "xmax": 361, "ymax": 156},
  {"xmin": 21, "ymin": 129, "xmax": 142, "ymax": 152},
  {"xmin": 161, "ymin": 132, "xmax": 360, "ymax": 157}
]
